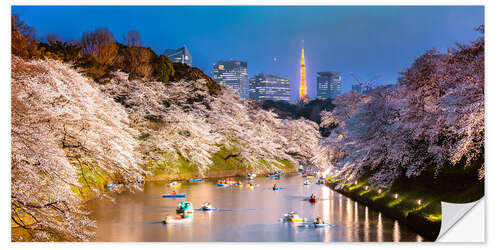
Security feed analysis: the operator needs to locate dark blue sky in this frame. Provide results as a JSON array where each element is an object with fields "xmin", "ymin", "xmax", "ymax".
[{"xmin": 12, "ymin": 6, "xmax": 484, "ymax": 101}]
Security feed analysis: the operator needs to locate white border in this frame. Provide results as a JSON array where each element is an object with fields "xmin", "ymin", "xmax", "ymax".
[{"xmin": 2, "ymin": 1, "xmax": 497, "ymax": 250}]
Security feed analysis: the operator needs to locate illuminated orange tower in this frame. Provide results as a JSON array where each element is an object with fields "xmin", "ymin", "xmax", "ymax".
[{"xmin": 299, "ymin": 43, "xmax": 308, "ymax": 103}]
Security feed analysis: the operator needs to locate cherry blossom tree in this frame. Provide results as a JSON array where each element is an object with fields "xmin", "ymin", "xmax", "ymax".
[
  {"xmin": 320, "ymin": 29, "xmax": 484, "ymax": 187},
  {"xmin": 11, "ymin": 57, "xmax": 143, "ymax": 241}
]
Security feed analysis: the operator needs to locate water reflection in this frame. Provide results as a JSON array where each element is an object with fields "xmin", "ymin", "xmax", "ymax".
[
  {"xmin": 393, "ymin": 220, "xmax": 400, "ymax": 242},
  {"xmin": 89, "ymin": 174, "xmax": 427, "ymax": 242},
  {"xmin": 364, "ymin": 206, "xmax": 370, "ymax": 241},
  {"xmin": 377, "ymin": 212, "xmax": 383, "ymax": 242}
]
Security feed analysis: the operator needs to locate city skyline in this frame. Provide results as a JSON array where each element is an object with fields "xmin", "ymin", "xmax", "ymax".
[
  {"xmin": 249, "ymin": 72, "xmax": 291, "ymax": 102},
  {"xmin": 12, "ymin": 6, "xmax": 484, "ymax": 100}
]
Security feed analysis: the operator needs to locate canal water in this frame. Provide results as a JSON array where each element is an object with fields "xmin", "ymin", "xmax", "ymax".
[{"xmin": 90, "ymin": 174, "xmax": 426, "ymax": 242}]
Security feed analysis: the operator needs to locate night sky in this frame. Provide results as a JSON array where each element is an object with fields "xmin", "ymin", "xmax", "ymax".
[{"xmin": 12, "ymin": 6, "xmax": 484, "ymax": 102}]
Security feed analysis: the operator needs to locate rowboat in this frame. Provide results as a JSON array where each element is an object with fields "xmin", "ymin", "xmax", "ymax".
[
  {"xmin": 169, "ymin": 182, "xmax": 182, "ymax": 187},
  {"xmin": 187, "ymin": 179, "xmax": 202, "ymax": 183},
  {"xmin": 162, "ymin": 194, "xmax": 186, "ymax": 198}
]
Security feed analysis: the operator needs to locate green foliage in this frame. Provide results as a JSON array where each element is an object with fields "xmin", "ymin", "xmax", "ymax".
[
  {"xmin": 153, "ymin": 55, "xmax": 175, "ymax": 83},
  {"xmin": 209, "ymin": 146, "xmax": 246, "ymax": 171},
  {"xmin": 71, "ymin": 163, "xmax": 108, "ymax": 199},
  {"xmin": 341, "ymin": 173, "xmax": 484, "ymax": 222}
]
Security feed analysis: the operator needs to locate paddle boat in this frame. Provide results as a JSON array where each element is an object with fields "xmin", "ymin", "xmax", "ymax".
[
  {"xmin": 266, "ymin": 173, "xmax": 276, "ymax": 178},
  {"xmin": 187, "ymin": 178, "xmax": 202, "ymax": 183},
  {"xmin": 234, "ymin": 182, "xmax": 244, "ymax": 188},
  {"xmin": 162, "ymin": 192, "xmax": 186, "ymax": 198},
  {"xmin": 306, "ymin": 175, "xmax": 314, "ymax": 179},
  {"xmin": 283, "ymin": 211, "xmax": 304, "ymax": 222},
  {"xmin": 169, "ymin": 182, "xmax": 182, "ymax": 187},
  {"xmin": 313, "ymin": 216, "xmax": 326, "ymax": 228},
  {"xmin": 316, "ymin": 179, "xmax": 325, "ymax": 185},
  {"xmin": 245, "ymin": 183, "xmax": 255, "ymax": 189},
  {"xmin": 201, "ymin": 202, "xmax": 216, "ymax": 211},
  {"xmin": 105, "ymin": 183, "xmax": 123, "ymax": 189},
  {"xmin": 246, "ymin": 172, "xmax": 256, "ymax": 180},
  {"xmin": 176, "ymin": 201, "xmax": 194, "ymax": 213},
  {"xmin": 308, "ymin": 194, "xmax": 318, "ymax": 203},
  {"xmin": 273, "ymin": 184, "xmax": 279, "ymax": 191},
  {"xmin": 216, "ymin": 180, "xmax": 229, "ymax": 187},
  {"xmin": 304, "ymin": 180, "xmax": 311, "ymax": 186}
]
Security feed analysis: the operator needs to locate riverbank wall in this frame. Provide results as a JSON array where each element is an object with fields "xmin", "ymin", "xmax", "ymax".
[{"xmin": 326, "ymin": 182, "xmax": 441, "ymax": 241}]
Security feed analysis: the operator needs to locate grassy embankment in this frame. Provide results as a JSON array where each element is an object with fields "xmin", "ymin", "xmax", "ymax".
[
  {"xmin": 326, "ymin": 165, "xmax": 484, "ymax": 240},
  {"xmin": 144, "ymin": 146, "xmax": 296, "ymax": 182}
]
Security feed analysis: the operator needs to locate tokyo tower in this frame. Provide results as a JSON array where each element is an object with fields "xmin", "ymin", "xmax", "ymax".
[{"xmin": 299, "ymin": 43, "xmax": 308, "ymax": 103}]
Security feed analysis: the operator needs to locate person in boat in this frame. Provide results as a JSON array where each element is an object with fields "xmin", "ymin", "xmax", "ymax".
[
  {"xmin": 273, "ymin": 183, "xmax": 278, "ymax": 189},
  {"xmin": 172, "ymin": 190, "xmax": 176, "ymax": 195},
  {"xmin": 314, "ymin": 216, "xmax": 324, "ymax": 225},
  {"xmin": 310, "ymin": 194, "xmax": 316, "ymax": 200}
]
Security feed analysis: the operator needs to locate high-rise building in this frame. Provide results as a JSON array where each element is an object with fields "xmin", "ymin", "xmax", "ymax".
[
  {"xmin": 352, "ymin": 84, "xmax": 372, "ymax": 94},
  {"xmin": 249, "ymin": 73, "xmax": 290, "ymax": 102},
  {"xmin": 316, "ymin": 72, "xmax": 342, "ymax": 100},
  {"xmin": 298, "ymin": 45, "xmax": 308, "ymax": 103},
  {"xmin": 163, "ymin": 45, "xmax": 192, "ymax": 66},
  {"xmin": 212, "ymin": 61, "xmax": 248, "ymax": 99}
]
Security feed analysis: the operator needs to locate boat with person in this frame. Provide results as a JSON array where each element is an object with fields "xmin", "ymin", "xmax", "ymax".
[
  {"xmin": 162, "ymin": 192, "xmax": 186, "ymax": 198},
  {"xmin": 313, "ymin": 216, "xmax": 326, "ymax": 228},
  {"xmin": 169, "ymin": 181, "xmax": 182, "ymax": 187},
  {"xmin": 304, "ymin": 180, "xmax": 311, "ymax": 186},
  {"xmin": 187, "ymin": 178, "xmax": 202, "ymax": 183},
  {"xmin": 246, "ymin": 172, "xmax": 256, "ymax": 180},
  {"xmin": 216, "ymin": 180, "xmax": 229, "ymax": 187},
  {"xmin": 201, "ymin": 202, "xmax": 216, "ymax": 211},
  {"xmin": 176, "ymin": 201, "xmax": 194, "ymax": 213},
  {"xmin": 308, "ymin": 194, "xmax": 318, "ymax": 203},
  {"xmin": 283, "ymin": 211, "xmax": 304, "ymax": 222}
]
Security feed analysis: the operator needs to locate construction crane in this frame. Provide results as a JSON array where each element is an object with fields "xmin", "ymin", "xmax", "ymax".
[{"xmin": 349, "ymin": 72, "xmax": 381, "ymax": 93}]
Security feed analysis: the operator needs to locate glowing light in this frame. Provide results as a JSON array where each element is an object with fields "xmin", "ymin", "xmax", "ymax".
[
  {"xmin": 417, "ymin": 199, "xmax": 423, "ymax": 205},
  {"xmin": 354, "ymin": 181, "xmax": 358, "ymax": 185},
  {"xmin": 299, "ymin": 44, "xmax": 308, "ymax": 102},
  {"xmin": 218, "ymin": 65, "xmax": 224, "ymax": 70},
  {"xmin": 378, "ymin": 189, "xmax": 382, "ymax": 194},
  {"xmin": 364, "ymin": 186, "xmax": 369, "ymax": 190},
  {"xmin": 394, "ymin": 193, "xmax": 399, "ymax": 199}
]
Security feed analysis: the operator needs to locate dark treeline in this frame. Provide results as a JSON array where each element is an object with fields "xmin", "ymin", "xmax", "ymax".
[
  {"xmin": 259, "ymin": 99, "xmax": 336, "ymax": 136},
  {"xmin": 11, "ymin": 13, "xmax": 219, "ymax": 94}
]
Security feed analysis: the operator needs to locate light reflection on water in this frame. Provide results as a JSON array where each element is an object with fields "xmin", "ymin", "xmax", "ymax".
[{"xmin": 89, "ymin": 174, "xmax": 428, "ymax": 242}]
